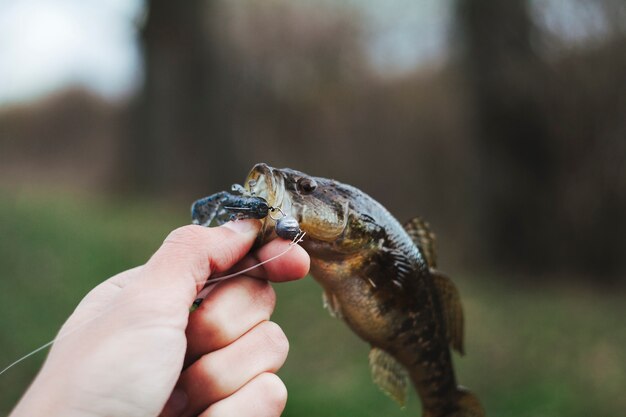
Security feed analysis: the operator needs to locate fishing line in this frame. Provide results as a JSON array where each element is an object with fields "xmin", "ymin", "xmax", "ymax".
[
  {"xmin": 0, "ymin": 300, "xmax": 120, "ymax": 377},
  {"xmin": 192, "ymin": 231, "xmax": 306, "ymax": 307},
  {"xmin": 0, "ymin": 230, "xmax": 306, "ymax": 377},
  {"xmin": 1, "ymin": 340, "xmax": 56, "ymax": 377},
  {"xmin": 206, "ymin": 231, "xmax": 305, "ymax": 286}
]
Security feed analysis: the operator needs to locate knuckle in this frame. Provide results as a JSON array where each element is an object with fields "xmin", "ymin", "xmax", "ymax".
[
  {"xmin": 198, "ymin": 296, "xmax": 230, "ymax": 333},
  {"xmin": 258, "ymin": 321, "xmax": 289, "ymax": 358},
  {"xmin": 164, "ymin": 225, "xmax": 206, "ymax": 249},
  {"xmin": 196, "ymin": 353, "xmax": 224, "ymax": 391},
  {"xmin": 155, "ymin": 225, "xmax": 210, "ymax": 282},
  {"xmin": 248, "ymin": 279, "xmax": 276, "ymax": 313},
  {"xmin": 256, "ymin": 373, "xmax": 288, "ymax": 414},
  {"xmin": 207, "ymin": 242, "xmax": 237, "ymax": 272},
  {"xmin": 198, "ymin": 352, "xmax": 216, "ymax": 375}
]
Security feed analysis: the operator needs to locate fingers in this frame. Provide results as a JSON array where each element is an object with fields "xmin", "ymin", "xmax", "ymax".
[
  {"xmin": 176, "ymin": 321, "xmax": 289, "ymax": 417},
  {"xmin": 199, "ymin": 373, "xmax": 287, "ymax": 417},
  {"xmin": 226, "ymin": 238, "xmax": 310, "ymax": 282},
  {"xmin": 184, "ymin": 239, "xmax": 309, "ymax": 363},
  {"xmin": 121, "ymin": 221, "xmax": 261, "ymax": 314},
  {"xmin": 185, "ymin": 277, "xmax": 276, "ymax": 364}
]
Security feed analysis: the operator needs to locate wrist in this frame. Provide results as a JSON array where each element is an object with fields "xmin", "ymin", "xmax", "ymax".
[{"xmin": 10, "ymin": 372, "xmax": 74, "ymax": 417}]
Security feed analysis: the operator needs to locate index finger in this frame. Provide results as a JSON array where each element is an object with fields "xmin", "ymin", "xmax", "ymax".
[{"xmin": 224, "ymin": 238, "xmax": 310, "ymax": 283}]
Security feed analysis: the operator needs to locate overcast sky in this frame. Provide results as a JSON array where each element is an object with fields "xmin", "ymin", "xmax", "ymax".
[{"xmin": 0, "ymin": 0, "xmax": 143, "ymax": 104}]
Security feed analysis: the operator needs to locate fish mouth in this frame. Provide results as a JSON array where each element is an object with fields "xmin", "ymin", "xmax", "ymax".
[
  {"xmin": 245, "ymin": 163, "xmax": 287, "ymax": 242},
  {"xmin": 244, "ymin": 163, "xmax": 285, "ymax": 207},
  {"xmin": 245, "ymin": 163, "xmax": 349, "ymax": 244}
]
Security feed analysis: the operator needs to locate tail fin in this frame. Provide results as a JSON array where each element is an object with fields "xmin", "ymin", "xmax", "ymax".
[
  {"xmin": 453, "ymin": 387, "xmax": 485, "ymax": 417},
  {"xmin": 423, "ymin": 387, "xmax": 485, "ymax": 417}
]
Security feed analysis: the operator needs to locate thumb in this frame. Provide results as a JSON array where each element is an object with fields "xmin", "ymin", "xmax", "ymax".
[{"xmin": 119, "ymin": 220, "xmax": 261, "ymax": 320}]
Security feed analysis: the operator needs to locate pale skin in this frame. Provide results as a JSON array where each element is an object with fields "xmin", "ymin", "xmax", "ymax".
[{"xmin": 9, "ymin": 220, "xmax": 310, "ymax": 417}]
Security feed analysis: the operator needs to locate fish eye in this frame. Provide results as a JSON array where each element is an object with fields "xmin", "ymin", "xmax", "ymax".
[{"xmin": 297, "ymin": 178, "xmax": 318, "ymax": 194}]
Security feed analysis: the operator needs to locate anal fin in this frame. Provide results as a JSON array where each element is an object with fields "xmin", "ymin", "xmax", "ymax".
[
  {"xmin": 369, "ymin": 347, "xmax": 409, "ymax": 407},
  {"xmin": 432, "ymin": 270, "xmax": 465, "ymax": 355}
]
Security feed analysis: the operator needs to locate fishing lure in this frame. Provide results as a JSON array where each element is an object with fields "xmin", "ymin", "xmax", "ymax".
[
  {"xmin": 189, "ymin": 185, "xmax": 305, "ymax": 309},
  {"xmin": 191, "ymin": 182, "xmax": 302, "ymax": 240},
  {"xmin": 191, "ymin": 190, "xmax": 270, "ymax": 224}
]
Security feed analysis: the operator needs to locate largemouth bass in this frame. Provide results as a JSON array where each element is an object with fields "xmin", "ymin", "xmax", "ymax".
[{"xmin": 192, "ymin": 163, "xmax": 484, "ymax": 417}]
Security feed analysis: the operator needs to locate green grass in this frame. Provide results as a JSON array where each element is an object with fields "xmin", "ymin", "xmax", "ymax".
[{"xmin": 1, "ymin": 189, "xmax": 625, "ymax": 416}]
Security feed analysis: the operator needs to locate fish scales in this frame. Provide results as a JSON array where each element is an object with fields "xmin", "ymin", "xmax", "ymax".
[{"xmin": 191, "ymin": 163, "xmax": 485, "ymax": 417}]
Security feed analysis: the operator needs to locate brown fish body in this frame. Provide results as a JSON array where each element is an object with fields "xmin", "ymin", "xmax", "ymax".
[
  {"xmin": 296, "ymin": 181, "xmax": 465, "ymax": 415},
  {"xmin": 243, "ymin": 164, "xmax": 484, "ymax": 417}
]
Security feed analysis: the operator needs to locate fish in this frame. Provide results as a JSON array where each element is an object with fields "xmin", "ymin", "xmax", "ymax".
[{"xmin": 192, "ymin": 163, "xmax": 485, "ymax": 417}]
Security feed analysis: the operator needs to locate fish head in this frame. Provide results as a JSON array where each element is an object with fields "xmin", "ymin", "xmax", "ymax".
[{"xmin": 245, "ymin": 163, "xmax": 350, "ymax": 244}]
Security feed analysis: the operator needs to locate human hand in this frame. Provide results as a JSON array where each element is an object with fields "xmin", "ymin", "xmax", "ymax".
[{"xmin": 9, "ymin": 220, "xmax": 310, "ymax": 417}]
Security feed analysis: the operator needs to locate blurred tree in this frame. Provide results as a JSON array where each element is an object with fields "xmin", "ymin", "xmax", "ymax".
[
  {"xmin": 454, "ymin": 0, "xmax": 626, "ymax": 282},
  {"xmin": 123, "ymin": 0, "xmax": 244, "ymax": 195},
  {"xmin": 454, "ymin": 0, "xmax": 559, "ymax": 274}
]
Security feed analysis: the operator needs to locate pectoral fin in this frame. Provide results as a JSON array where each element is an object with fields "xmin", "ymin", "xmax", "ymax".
[
  {"xmin": 403, "ymin": 217, "xmax": 437, "ymax": 268},
  {"xmin": 369, "ymin": 347, "xmax": 409, "ymax": 407},
  {"xmin": 432, "ymin": 271, "xmax": 465, "ymax": 355},
  {"xmin": 322, "ymin": 291, "xmax": 343, "ymax": 319}
]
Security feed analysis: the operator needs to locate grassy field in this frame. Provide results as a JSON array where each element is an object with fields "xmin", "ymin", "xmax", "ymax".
[{"xmin": 1, "ymin": 189, "xmax": 624, "ymax": 416}]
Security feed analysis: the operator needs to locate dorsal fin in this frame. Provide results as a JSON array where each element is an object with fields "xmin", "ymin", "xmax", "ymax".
[
  {"xmin": 369, "ymin": 347, "xmax": 409, "ymax": 407},
  {"xmin": 403, "ymin": 217, "xmax": 437, "ymax": 268},
  {"xmin": 431, "ymin": 270, "xmax": 465, "ymax": 355}
]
